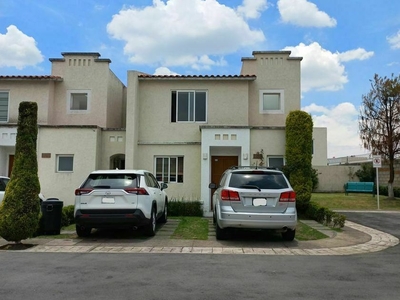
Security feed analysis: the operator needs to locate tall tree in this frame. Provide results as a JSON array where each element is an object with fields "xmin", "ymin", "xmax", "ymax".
[
  {"xmin": 359, "ymin": 74, "xmax": 400, "ymax": 199},
  {"xmin": 0, "ymin": 102, "xmax": 41, "ymax": 243},
  {"xmin": 285, "ymin": 110, "xmax": 313, "ymax": 213}
]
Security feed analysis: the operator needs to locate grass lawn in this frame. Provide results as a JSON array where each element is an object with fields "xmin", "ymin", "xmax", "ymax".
[
  {"xmin": 311, "ymin": 192, "xmax": 400, "ymax": 211},
  {"xmin": 170, "ymin": 217, "xmax": 209, "ymax": 240}
]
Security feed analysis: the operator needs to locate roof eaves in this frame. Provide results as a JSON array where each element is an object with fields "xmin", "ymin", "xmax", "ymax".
[{"xmin": 0, "ymin": 75, "xmax": 63, "ymax": 81}]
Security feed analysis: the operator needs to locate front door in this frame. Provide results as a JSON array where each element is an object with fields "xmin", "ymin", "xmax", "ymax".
[
  {"xmin": 8, "ymin": 155, "xmax": 14, "ymax": 177},
  {"xmin": 210, "ymin": 156, "xmax": 238, "ymax": 210}
]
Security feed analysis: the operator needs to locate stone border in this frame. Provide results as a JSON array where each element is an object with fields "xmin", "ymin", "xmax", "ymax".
[{"xmin": 20, "ymin": 221, "xmax": 399, "ymax": 255}]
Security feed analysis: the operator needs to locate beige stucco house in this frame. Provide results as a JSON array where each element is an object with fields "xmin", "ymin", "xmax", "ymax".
[{"xmin": 0, "ymin": 51, "xmax": 327, "ymax": 213}]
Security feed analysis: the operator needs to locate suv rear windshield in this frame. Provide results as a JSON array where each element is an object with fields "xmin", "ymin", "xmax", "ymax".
[
  {"xmin": 82, "ymin": 174, "xmax": 139, "ymax": 189},
  {"xmin": 229, "ymin": 172, "xmax": 288, "ymax": 189}
]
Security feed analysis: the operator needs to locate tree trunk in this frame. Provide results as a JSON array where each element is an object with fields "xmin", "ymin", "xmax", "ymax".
[{"xmin": 388, "ymin": 182, "xmax": 395, "ymax": 199}]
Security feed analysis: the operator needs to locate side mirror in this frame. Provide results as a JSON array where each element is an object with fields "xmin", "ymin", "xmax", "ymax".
[
  {"xmin": 160, "ymin": 182, "xmax": 168, "ymax": 190},
  {"xmin": 208, "ymin": 183, "xmax": 217, "ymax": 189}
]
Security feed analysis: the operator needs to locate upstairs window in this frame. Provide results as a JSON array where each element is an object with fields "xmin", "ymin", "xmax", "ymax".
[
  {"xmin": 0, "ymin": 91, "xmax": 9, "ymax": 122},
  {"xmin": 171, "ymin": 90, "xmax": 207, "ymax": 122},
  {"xmin": 67, "ymin": 90, "xmax": 90, "ymax": 113},
  {"xmin": 259, "ymin": 90, "xmax": 284, "ymax": 114}
]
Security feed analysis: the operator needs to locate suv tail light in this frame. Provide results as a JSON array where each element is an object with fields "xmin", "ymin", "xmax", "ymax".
[
  {"xmin": 124, "ymin": 188, "xmax": 149, "ymax": 195},
  {"xmin": 75, "ymin": 188, "xmax": 93, "ymax": 195},
  {"xmin": 279, "ymin": 191, "xmax": 296, "ymax": 202},
  {"xmin": 221, "ymin": 189, "xmax": 240, "ymax": 201}
]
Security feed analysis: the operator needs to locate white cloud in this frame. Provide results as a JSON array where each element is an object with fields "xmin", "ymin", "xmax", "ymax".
[
  {"xmin": 107, "ymin": 0, "xmax": 265, "ymax": 69},
  {"xmin": 277, "ymin": 0, "xmax": 337, "ymax": 27},
  {"xmin": 237, "ymin": 0, "xmax": 268, "ymax": 19},
  {"xmin": 303, "ymin": 102, "xmax": 368, "ymax": 157},
  {"xmin": 338, "ymin": 48, "xmax": 374, "ymax": 62},
  {"xmin": 0, "ymin": 25, "xmax": 43, "ymax": 69},
  {"xmin": 153, "ymin": 67, "xmax": 180, "ymax": 75},
  {"xmin": 284, "ymin": 42, "xmax": 373, "ymax": 92},
  {"xmin": 387, "ymin": 30, "xmax": 400, "ymax": 49}
]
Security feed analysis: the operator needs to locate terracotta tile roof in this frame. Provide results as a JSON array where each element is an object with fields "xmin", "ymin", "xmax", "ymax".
[
  {"xmin": 0, "ymin": 75, "xmax": 63, "ymax": 81},
  {"xmin": 138, "ymin": 74, "xmax": 256, "ymax": 80}
]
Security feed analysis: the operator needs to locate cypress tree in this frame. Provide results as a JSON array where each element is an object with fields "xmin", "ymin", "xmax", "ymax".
[
  {"xmin": 285, "ymin": 110, "xmax": 313, "ymax": 213},
  {"xmin": 0, "ymin": 102, "xmax": 41, "ymax": 243}
]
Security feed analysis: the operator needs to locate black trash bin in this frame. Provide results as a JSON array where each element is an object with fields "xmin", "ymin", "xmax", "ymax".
[{"xmin": 41, "ymin": 198, "xmax": 63, "ymax": 235}]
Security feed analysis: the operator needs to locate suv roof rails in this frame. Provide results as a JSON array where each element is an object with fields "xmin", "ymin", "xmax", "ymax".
[{"xmin": 229, "ymin": 166, "xmax": 280, "ymax": 170}]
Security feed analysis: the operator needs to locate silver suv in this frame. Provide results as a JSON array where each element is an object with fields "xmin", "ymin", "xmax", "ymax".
[
  {"xmin": 209, "ymin": 166, "xmax": 297, "ymax": 241},
  {"xmin": 74, "ymin": 169, "xmax": 168, "ymax": 237}
]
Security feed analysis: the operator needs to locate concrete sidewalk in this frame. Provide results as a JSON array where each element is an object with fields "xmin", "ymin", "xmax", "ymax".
[{"xmin": 0, "ymin": 219, "xmax": 398, "ymax": 255}]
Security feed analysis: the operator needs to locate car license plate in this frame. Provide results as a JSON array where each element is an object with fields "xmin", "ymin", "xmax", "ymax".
[
  {"xmin": 102, "ymin": 197, "xmax": 115, "ymax": 204},
  {"xmin": 253, "ymin": 198, "xmax": 267, "ymax": 206}
]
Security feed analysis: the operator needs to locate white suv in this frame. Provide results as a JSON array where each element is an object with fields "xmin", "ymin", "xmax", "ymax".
[
  {"xmin": 74, "ymin": 169, "xmax": 168, "ymax": 237},
  {"xmin": 209, "ymin": 166, "xmax": 297, "ymax": 241}
]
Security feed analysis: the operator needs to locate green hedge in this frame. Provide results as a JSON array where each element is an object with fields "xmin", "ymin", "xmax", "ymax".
[
  {"xmin": 303, "ymin": 201, "xmax": 346, "ymax": 228},
  {"xmin": 168, "ymin": 199, "xmax": 203, "ymax": 217},
  {"xmin": 378, "ymin": 186, "xmax": 400, "ymax": 197}
]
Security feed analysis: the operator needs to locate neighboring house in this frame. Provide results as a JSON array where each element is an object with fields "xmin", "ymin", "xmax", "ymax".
[
  {"xmin": 0, "ymin": 51, "xmax": 327, "ymax": 214},
  {"xmin": 0, "ymin": 53, "xmax": 126, "ymax": 205}
]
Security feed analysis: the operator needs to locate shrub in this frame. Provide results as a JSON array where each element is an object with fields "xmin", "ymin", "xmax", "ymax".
[
  {"xmin": 355, "ymin": 163, "xmax": 375, "ymax": 182},
  {"xmin": 0, "ymin": 102, "xmax": 41, "ymax": 243},
  {"xmin": 168, "ymin": 199, "xmax": 203, "ymax": 217},
  {"xmin": 62, "ymin": 205, "xmax": 75, "ymax": 227},
  {"xmin": 304, "ymin": 201, "xmax": 346, "ymax": 228}
]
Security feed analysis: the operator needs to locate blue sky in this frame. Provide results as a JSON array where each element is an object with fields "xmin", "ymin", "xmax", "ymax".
[{"xmin": 1, "ymin": 0, "xmax": 400, "ymax": 158}]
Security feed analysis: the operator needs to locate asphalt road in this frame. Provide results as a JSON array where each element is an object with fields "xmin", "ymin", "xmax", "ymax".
[{"xmin": 0, "ymin": 212, "xmax": 399, "ymax": 300}]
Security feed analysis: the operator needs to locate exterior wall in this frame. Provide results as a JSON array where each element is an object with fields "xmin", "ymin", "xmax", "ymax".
[
  {"xmin": 37, "ymin": 126, "xmax": 101, "ymax": 206},
  {"xmin": 250, "ymin": 128, "xmax": 286, "ymax": 166},
  {"xmin": 51, "ymin": 54, "xmax": 111, "ymax": 127},
  {"xmin": 312, "ymin": 127, "xmax": 328, "ymax": 166},
  {"xmin": 135, "ymin": 79, "xmax": 250, "ymax": 143},
  {"xmin": 0, "ymin": 80, "xmax": 54, "ymax": 124},
  {"xmin": 241, "ymin": 52, "xmax": 302, "ymax": 127},
  {"xmin": 125, "ymin": 72, "xmax": 140, "ymax": 168},
  {"xmin": 136, "ymin": 144, "xmax": 201, "ymax": 201},
  {"xmin": 106, "ymin": 70, "xmax": 126, "ymax": 128},
  {"xmin": 100, "ymin": 130, "xmax": 126, "ymax": 169},
  {"xmin": 314, "ymin": 165, "xmax": 361, "ymax": 192}
]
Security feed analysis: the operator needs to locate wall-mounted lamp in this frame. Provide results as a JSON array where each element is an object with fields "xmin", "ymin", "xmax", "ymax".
[
  {"xmin": 243, "ymin": 153, "xmax": 248, "ymax": 160},
  {"xmin": 203, "ymin": 153, "xmax": 208, "ymax": 160}
]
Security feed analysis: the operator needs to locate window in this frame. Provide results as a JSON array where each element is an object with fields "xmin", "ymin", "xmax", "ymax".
[
  {"xmin": 67, "ymin": 90, "xmax": 91, "ymax": 113},
  {"xmin": 155, "ymin": 156, "xmax": 184, "ymax": 183},
  {"xmin": 57, "ymin": 155, "xmax": 74, "ymax": 172},
  {"xmin": 259, "ymin": 90, "xmax": 284, "ymax": 114},
  {"xmin": 171, "ymin": 90, "xmax": 207, "ymax": 122},
  {"xmin": 268, "ymin": 156, "xmax": 284, "ymax": 170},
  {"xmin": 0, "ymin": 91, "xmax": 9, "ymax": 122}
]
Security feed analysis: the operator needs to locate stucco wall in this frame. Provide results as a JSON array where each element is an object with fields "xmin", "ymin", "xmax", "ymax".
[
  {"xmin": 135, "ymin": 79, "xmax": 250, "ymax": 143},
  {"xmin": 37, "ymin": 127, "xmax": 101, "ymax": 205},
  {"xmin": 314, "ymin": 165, "xmax": 361, "ymax": 192},
  {"xmin": 106, "ymin": 70, "xmax": 125, "ymax": 128},
  {"xmin": 250, "ymin": 128, "xmax": 286, "ymax": 166},
  {"xmin": 0, "ymin": 81, "xmax": 54, "ymax": 124},
  {"xmin": 51, "ymin": 55, "xmax": 110, "ymax": 127},
  {"xmin": 241, "ymin": 52, "xmax": 302, "ymax": 127},
  {"xmin": 136, "ymin": 144, "xmax": 201, "ymax": 201},
  {"xmin": 100, "ymin": 130, "xmax": 126, "ymax": 169},
  {"xmin": 312, "ymin": 127, "xmax": 328, "ymax": 166}
]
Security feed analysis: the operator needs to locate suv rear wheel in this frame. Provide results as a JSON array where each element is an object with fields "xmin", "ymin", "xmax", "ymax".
[
  {"xmin": 76, "ymin": 224, "xmax": 92, "ymax": 237},
  {"xmin": 216, "ymin": 223, "xmax": 229, "ymax": 240},
  {"xmin": 158, "ymin": 201, "xmax": 168, "ymax": 224},
  {"xmin": 144, "ymin": 209, "xmax": 156, "ymax": 236},
  {"xmin": 281, "ymin": 228, "xmax": 296, "ymax": 241}
]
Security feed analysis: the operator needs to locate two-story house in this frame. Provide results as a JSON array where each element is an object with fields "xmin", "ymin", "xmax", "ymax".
[
  {"xmin": 0, "ymin": 53, "xmax": 126, "ymax": 204},
  {"xmin": 126, "ymin": 51, "xmax": 327, "ymax": 214},
  {"xmin": 0, "ymin": 51, "xmax": 327, "ymax": 213}
]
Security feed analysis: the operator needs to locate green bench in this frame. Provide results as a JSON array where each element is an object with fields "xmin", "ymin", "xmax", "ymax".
[{"xmin": 344, "ymin": 182, "xmax": 374, "ymax": 196}]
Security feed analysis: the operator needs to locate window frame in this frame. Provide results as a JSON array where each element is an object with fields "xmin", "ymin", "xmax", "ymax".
[
  {"xmin": 0, "ymin": 90, "xmax": 10, "ymax": 123},
  {"xmin": 67, "ymin": 90, "xmax": 91, "ymax": 114},
  {"xmin": 56, "ymin": 155, "xmax": 74, "ymax": 173},
  {"xmin": 259, "ymin": 89, "xmax": 284, "ymax": 114},
  {"xmin": 171, "ymin": 90, "xmax": 207, "ymax": 123},
  {"xmin": 267, "ymin": 156, "xmax": 285, "ymax": 170},
  {"xmin": 154, "ymin": 156, "xmax": 184, "ymax": 183}
]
